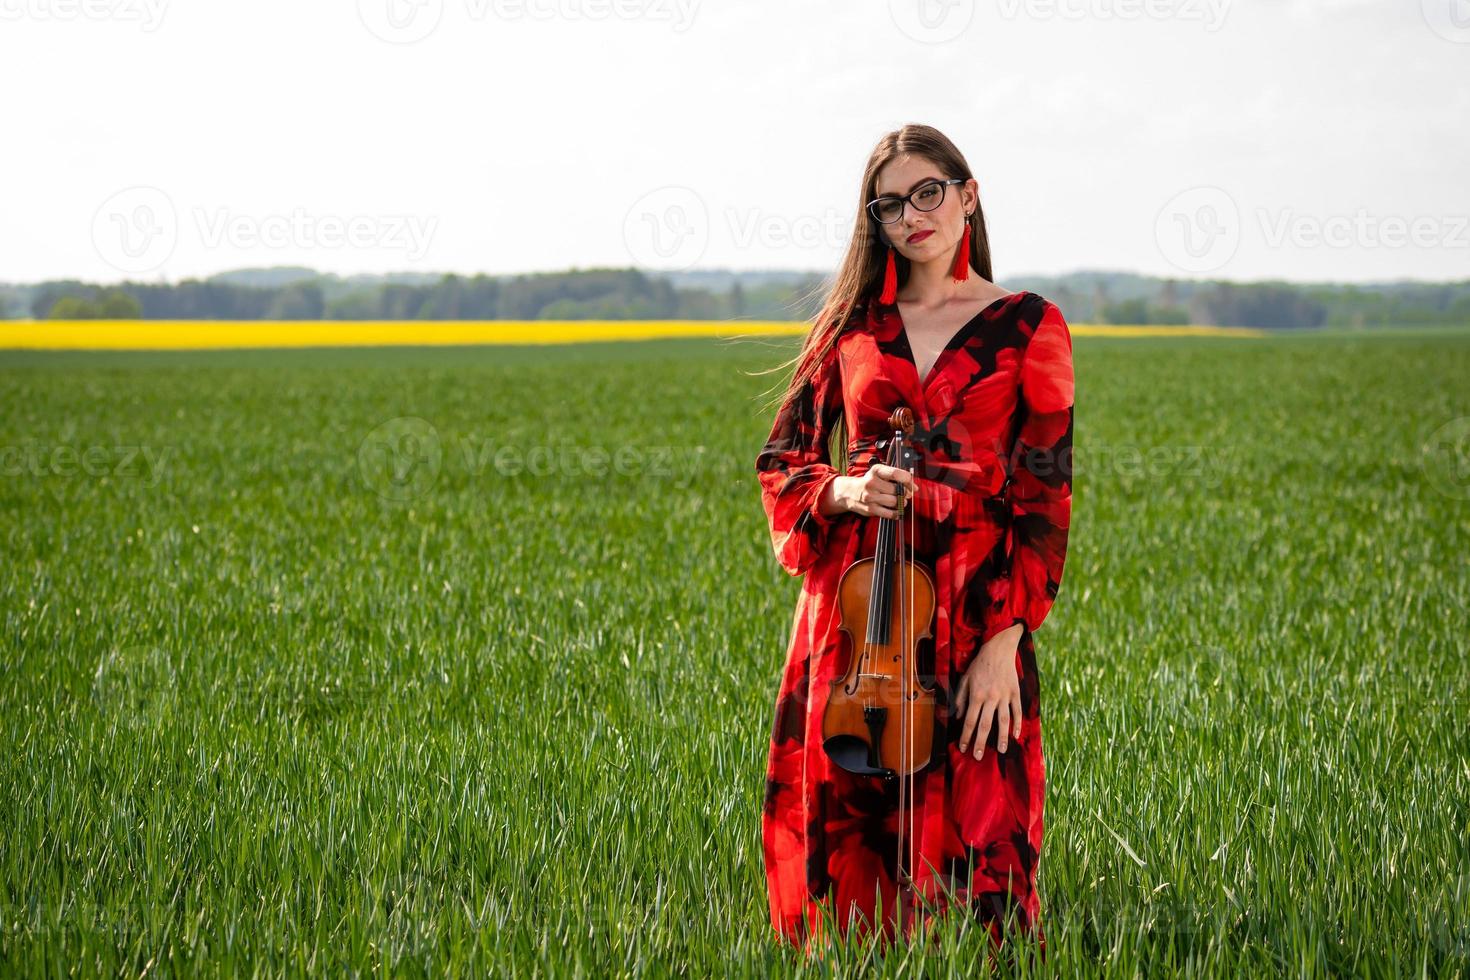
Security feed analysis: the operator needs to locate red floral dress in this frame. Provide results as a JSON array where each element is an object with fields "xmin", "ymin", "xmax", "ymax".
[{"xmin": 755, "ymin": 290, "xmax": 1074, "ymax": 951}]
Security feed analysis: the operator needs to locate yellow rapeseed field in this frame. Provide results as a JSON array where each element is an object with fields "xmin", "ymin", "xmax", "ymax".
[{"xmin": 0, "ymin": 319, "xmax": 1266, "ymax": 350}]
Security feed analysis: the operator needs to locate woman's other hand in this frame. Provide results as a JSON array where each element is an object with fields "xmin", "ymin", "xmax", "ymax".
[{"xmin": 952, "ymin": 623, "xmax": 1023, "ymax": 759}]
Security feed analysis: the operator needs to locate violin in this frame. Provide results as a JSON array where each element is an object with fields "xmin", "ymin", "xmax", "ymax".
[
  {"xmin": 822, "ymin": 407, "xmax": 940, "ymax": 934},
  {"xmin": 821, "ymin": 407, "xmax": 941, "ymax": 935}
]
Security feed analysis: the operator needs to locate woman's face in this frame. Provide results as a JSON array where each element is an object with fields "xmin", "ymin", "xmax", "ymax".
[{"xmin": 872, "ymin": 154, "xmax": 976, "ymax": 260}]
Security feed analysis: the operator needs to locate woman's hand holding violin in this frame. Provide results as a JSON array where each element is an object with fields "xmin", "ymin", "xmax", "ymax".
[{"xmin": 817, "ymin": 463, "xmax": 915, "ymax": 519}]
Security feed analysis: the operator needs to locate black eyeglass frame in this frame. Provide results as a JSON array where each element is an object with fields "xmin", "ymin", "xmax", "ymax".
[{"xmin": 866, "ymin": 178, "xmax": 967, "ymax": 225}]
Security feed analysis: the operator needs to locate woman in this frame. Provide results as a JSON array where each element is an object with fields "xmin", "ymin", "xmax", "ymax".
[{"xmin": 754, "ymin": 124, "xmax": 1074, "ymax": 955}]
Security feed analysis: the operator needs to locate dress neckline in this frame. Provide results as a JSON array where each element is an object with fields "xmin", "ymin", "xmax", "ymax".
[{"xmin": 894, "ymin": 290, "xmax": 1023, "ymax": 388}]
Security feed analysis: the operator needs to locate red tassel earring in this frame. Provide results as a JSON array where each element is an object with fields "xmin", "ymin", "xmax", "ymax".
[
  {"xmin": 879, "ymin": 245, "xmax": 898, "ymax": 305},
  {"xmin": 951, "ymin": 217, "xmax": 972, "ymax": 282}
]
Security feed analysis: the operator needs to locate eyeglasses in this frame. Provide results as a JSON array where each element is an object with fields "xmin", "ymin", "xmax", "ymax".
[{"xmin": 866, "ymin": 178, "xmax": 966, "ymax": 224}]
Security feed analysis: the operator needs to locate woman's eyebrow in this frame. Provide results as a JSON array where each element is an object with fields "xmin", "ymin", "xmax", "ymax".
[{"xmin": 875, "ymin": 176, "xmax": 942, "ymax": 197}]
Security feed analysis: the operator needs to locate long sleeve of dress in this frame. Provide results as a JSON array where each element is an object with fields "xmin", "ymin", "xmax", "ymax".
[
  {"xmin": 755, "ymin": 340, "xmax": 845, "ymax": 577},
  {"xmin": 980, "ymin": 304, "xmax": 1075, "ymax": 644}
]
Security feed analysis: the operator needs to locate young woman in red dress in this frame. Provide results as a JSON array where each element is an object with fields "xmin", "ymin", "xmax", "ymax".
[{"xmin": 755, "ymin": 123, "xmax": 1074, "ymax": 957}]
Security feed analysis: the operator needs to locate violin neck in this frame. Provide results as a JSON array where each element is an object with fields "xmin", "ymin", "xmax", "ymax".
[{"xmin": 866, "ymin": 433, "xmax": 908, "ymax": 646}]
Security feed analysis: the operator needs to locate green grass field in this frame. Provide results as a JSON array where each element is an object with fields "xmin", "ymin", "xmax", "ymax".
[{"xmin": 2, "ymin": 328, "xmax": 1468, "ymax": 976}]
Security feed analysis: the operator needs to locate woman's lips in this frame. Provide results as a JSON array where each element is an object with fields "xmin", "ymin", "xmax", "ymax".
[{"xmin": 907, "ymin": 229, "xmax": 934, "ymax": 244}]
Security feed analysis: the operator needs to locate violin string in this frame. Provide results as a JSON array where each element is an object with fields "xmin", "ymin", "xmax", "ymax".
[
  {"xmin": 900, "ymin": 459, "xmax": 908, "ymax": 934},
  {"xmin": 896, "ymin": 433, "xmax": 907, "ymax": 937},
  {"xmin": 905, "ymin": 470, "xmax": 917, "ymax": 934},
  {"xmin": 901, "ymin": 431, "xmax": 917, "ymax": 936},
  {"xmin": 903, "ymin": 454, "xmax": 915, "ymax": 934}
]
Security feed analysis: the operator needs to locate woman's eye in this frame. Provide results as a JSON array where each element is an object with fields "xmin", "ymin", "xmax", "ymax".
[{"xmin": 917, "ymin": 186, "xmax": 939, "ymax": 201}]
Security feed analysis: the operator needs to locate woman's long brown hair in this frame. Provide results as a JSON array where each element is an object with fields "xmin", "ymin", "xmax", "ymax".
[{"xmin": 753, "ymin": 123, "xmax": 998, "ymax": 471}]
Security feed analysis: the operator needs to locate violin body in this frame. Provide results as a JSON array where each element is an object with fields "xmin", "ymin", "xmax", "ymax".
[
  {"xmin": 823, "ymin": 557, "xmax": 939, "ymax": 778},
  {"xmin": 821, "ymin": 407, "xmax": 941, "ymax": 781}
]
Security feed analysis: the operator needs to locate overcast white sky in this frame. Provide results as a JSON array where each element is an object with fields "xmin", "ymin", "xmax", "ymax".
[{"xmin": 2, "ymin": 0, "xmax": 1466, "ymax": 286}]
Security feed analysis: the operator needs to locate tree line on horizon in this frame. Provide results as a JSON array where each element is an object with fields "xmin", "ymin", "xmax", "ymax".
[{"xmin": 5, "ymin": 268, "xmax": 1470, "ymax": 329}]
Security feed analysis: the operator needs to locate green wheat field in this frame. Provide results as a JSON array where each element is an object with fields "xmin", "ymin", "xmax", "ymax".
[{"xmin": 2, "ymin": 327, "xmax": 1468, "ymax": 977}]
